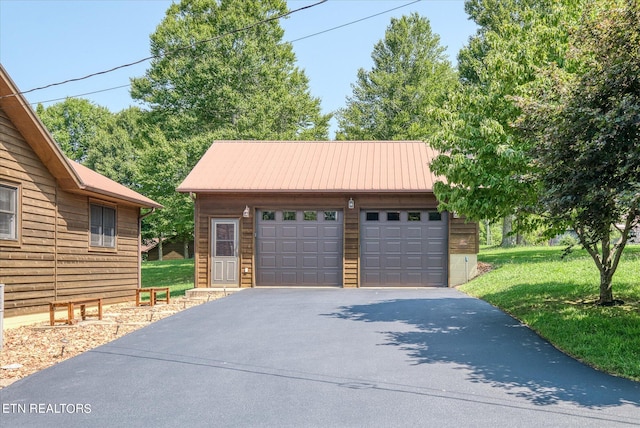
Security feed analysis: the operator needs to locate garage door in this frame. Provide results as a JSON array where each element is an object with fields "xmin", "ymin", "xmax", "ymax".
[
  {"xmin": 257, "ymin": 210, "xmax": 343, "ymax": 286},
  {"xmin": 361, "ymin": 210, "xmax": 448, "ymax": 287}
]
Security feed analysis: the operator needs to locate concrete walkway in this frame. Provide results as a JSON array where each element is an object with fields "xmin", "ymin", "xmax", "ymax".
[{"xmin": 1, "ymin": 288, "xmax": 639, "ymax": 427}]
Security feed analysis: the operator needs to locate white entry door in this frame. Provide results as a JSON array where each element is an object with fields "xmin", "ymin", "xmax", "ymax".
[{"xmin": 211, "ymin": 219, "xmax": 239, "ymax": 286}]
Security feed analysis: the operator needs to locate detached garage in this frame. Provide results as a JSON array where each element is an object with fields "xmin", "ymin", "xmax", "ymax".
[{"xmin": 177, "ymin": 140, "xmax": 478, "ymax": 289}]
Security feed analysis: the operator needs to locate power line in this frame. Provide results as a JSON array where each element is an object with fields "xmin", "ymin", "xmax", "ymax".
[
  {"xmin": 289, "ymin": 0, "xmax": 420, "ymax": 43},
  {"xmin": 34, "ymin": 84, "xmax": 132, "ymax": 106},
  {"xmin": 2, "ymin": 0, "xmax": 328, "ymax": 101},
  {"xmin": 19, "ymin": 0, "xmax": 424, "ymax": 107}
]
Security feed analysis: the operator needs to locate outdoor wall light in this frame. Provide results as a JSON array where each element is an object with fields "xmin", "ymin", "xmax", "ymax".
[
  {"xmin": 348, "ymin": 198, "xmax": 355, "ymax": 209},
  {"xmin": 243, "ymin": 205, "xmax": 251, "ymax": 218}
]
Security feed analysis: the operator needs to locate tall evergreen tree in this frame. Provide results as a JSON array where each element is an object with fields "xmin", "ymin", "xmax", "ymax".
[{"xmin": 336, "ymin": 13, "xmax": 456, "ymax": 140}]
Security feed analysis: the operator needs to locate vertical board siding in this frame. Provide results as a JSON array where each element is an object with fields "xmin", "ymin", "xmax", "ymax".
[{"xmin": 1, "ymin": 106, "xmax": 143, "ymax": 317}]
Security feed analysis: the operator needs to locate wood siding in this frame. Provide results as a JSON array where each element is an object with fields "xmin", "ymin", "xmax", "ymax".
[
  {"xmin": 449, "ymin": 216, "xmax": 480, "ymax": 254},
  {"xmin": 1, "ymin": 107, "xmax": 142, "ymax": 317},
  {"xmin": 191, "ymin": 192, "xmax": 479, "ymax": 288}
]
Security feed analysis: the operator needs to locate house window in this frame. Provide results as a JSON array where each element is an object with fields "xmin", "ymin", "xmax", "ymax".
[
  {"xmin": 0, "ymin": 184, "xmax": 18, "ymax": 240},
  {"xmin": 90, "ymin": 204, "xmax": 116, "ymax": 247},
  {"xmin": 366, "ymin": 212, "xmax": 379, "ymax": 221},
  {"xmin": 303, "ymin": 211, "xmax": 317, "ymax": 221},
  {"xmin": 408, "ymin": 212, "xmax": 421, "ymax": 221},
  {"xmin": 428, "ymin": 212, "xmax": 442, "ymax": 221}
]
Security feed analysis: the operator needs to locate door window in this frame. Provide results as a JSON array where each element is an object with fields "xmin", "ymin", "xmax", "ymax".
[{"xmin": 215, "ymin": 223, "xmax": 235, "ymax": 256}]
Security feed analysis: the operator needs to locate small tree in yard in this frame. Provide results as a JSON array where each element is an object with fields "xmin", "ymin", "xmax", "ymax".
[{"xmin": 517, "ymin": 0, "xmax": 640, "ymax": 305}]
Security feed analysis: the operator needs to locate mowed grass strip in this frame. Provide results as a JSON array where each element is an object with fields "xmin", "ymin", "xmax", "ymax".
[
  {"xmin": 460, "ymin": 245, "xmax": 640, "ymax": 381},
  {"xmin": 141, "ymin": 259, "xmax": 195, "ymax": 300}
]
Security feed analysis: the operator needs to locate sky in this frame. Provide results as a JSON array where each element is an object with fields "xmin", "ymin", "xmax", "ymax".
[{"xmin": 0, "ymin": 0, "xmax": 477, "ymax": 137}]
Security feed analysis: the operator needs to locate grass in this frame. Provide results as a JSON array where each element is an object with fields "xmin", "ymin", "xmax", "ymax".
[
  {"xmin": 460, "ymin": 245, "xmax": 640, "ymax": 381},
  {"xmin": 141, "ymin": 259, "xmax": 195, "ymax": 300}
]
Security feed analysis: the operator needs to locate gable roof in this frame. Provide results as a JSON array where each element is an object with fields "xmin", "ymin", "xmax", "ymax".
[
  {"xmin": 177, "ymin": 140, "xmax": 439, "ymax": 194},
  {"xmin": 0, "ymin": 64, "xmax": 161, "ymax": 209}
]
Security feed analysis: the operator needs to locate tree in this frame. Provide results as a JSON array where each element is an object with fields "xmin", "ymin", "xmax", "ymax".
[
  {"xmin": 130, "ymin": 0, "xmax": 330, "ymax": 140},
  {"xmin": 335, "ymin": 13, "xmax": 457, "ymax": 140},
  {"xmin": 516, "ymin": 0, "xmax": 640, "ymax": 305},
  {"xmin": 37, "ymin": 99, "xmax": 140, "ymax": 187},
  {"xmin": 137, "ymin": 130, "xmax": 214, "ymax": 246},
  {"xmin": 428, "ymin": 1, "xmax": 583, "ymax": 238}
]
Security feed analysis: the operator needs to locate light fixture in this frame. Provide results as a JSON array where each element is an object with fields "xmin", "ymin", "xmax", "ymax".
[
  {"xmin": 243, "ymin": 205, "xmax": 250, "ymax": 218},
  {"xmin": 348, "ymin": 198, "xmax": 355, "ymax": 209}
]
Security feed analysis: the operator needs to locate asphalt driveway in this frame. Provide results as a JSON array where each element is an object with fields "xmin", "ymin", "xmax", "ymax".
[{"xmin": 1, "ymin": 288, "xmax": 639, "ymax": 427}]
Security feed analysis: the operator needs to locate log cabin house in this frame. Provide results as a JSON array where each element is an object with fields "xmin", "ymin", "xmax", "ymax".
[
  {"xmin": 177, "ymin": 140, "xmax": 478, "ymax": 289},
  {"xmin": 0, "ymin": 64, "xmax": 162, "ymax": 318}
]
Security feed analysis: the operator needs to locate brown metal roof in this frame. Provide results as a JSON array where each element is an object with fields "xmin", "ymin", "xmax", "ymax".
[
  {"xmin": 69, "ymin": 161, "xmax": 162, "ymax": 208},
  {"xmin": 177, "ymin": 140, "xmax": 439, "ymax": 193}
]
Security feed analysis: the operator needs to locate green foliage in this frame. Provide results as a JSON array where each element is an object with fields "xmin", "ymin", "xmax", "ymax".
[
  {"xmin": 130, "ymin": 0, "xmax": 329, "ymax": 140},
  {"xmin": 428, "ymin": 0, "xmax": 583, "ymax": 226},
  {"xmin": 557, "ymin": 233, "xmax": 579, "ymax": 247},
  {"xmin": 461, "ymin": 245, "xmax": 640, "ymax": 380},
  {"xmin": 335, "ymin": 13, "xmax": 457, "ymax": 140},
  {"xmin": 37, "ymin": 99, "xmax": 140, "ymax": 188},
  {"xmin": 516, "ymin": 0, "xmax": 640, "ymax": 303},
  {"xmin": 138, "ymin": 131, "xmax": 215, "ymax": 242}
]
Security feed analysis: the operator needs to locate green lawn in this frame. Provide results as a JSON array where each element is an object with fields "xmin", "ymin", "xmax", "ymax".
[
  {"xmin": 460, "ymin": 245, "xmax": 640, "ymax": 381},
  {"xmin": 141, "ymin": 259, "xmax": 195, "ymax": 299}
]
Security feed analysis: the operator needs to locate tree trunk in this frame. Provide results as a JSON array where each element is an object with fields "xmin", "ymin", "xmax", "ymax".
[
  {"xmin": 598, "ymin": 269, "xmax": 614, "ymax": 305},
  {"xmin": 501, "ymin": 216, "xmax": 516, "ymax": 247},
  {"xmin": 485, "ymin": 220, "xmax": 491, "ymax": 246},
  {"xmin": 183, "ymin": 240, "xmax": 189, "ymax": 259},
  {"xmin": 158, "ymin": 234, "xmax": 163, "ymax": 262}
]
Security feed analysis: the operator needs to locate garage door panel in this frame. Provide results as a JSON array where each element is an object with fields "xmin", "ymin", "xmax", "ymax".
[
  {"xmin": 303, "ymin": 256, "xmax": 318, "ymax": 268},
  {"xmin": 406, "ymin": 241, "xmax": 423, "ymax": 254},
  {"xmin": 364, "ymin": 241, "xmax": 380, "ymax": 253},
  {"xmin": 324, "ymin": 226, "xmax": 340, "ymax": 238},
  {"xmin": 406, "ymin": 227, "xmax": 422, "ymax": 238},
  {"xmin": 361, "ymin": 210, "xmax": 448, "ymax": 287},
  {"xmin": 405, "ymin": 256, "xmax": 423, "ymax": 268},
  {"xmin": 261, "ymin": 226, "xmax": 276, "ymax": 238},
  {"xmin": 281, "ymin": 272, "xmax": 298, "ymax": 284},
  {"xmin": 302, "ymin": 226, "xmax": 318, "ymax": 237},
  {"xmin": 260, "ymin": 256, "xmax": 276, "ymax": 268},
  {"xmin": 385, "ymin": 241, "xmax": 402, "ymax": 253},
  {"xmin": 386, "ymin": 256, "xmax": 402, "ymax": 268},
  {"xmin": 257, "ymin": 210, "xmax": 343, "ymax": 286},
  {"xmin": 323, "ymin": 241, "xmax": 340, "ymax": 252},
  {"xmin": 364, "ymin": 226, "xmax": 381, "ymax": 238},
  {"xmin": 302, "ymin": 241, "xmax": 318, "ymax": 252},
  {"xmin": 384, "ymin": 227, "xmax": 401, "ymax": 239},
  {"xmin": 282, "ymin": 226, "xmax": 297, "ymax": 238},
  {"xmin": 364, "ymin": 255, "xmax": 380, "ymax": 268},
  {"xmin": 282, "ymin": 256, "xmax": 297, "ymax": 267},
  {"xmin": 282, "ymin": 241, "xmax": 297, "ymax": 253}
]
